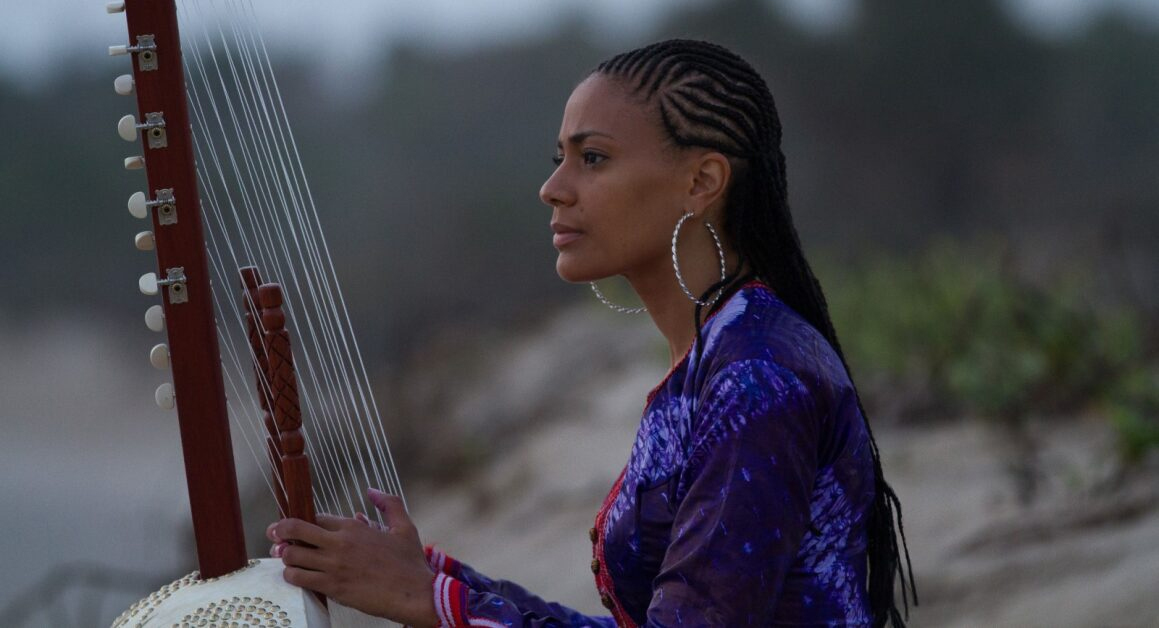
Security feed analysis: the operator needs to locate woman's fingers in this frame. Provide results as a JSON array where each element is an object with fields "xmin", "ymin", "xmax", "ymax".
[
  {"xmin": 272, "ymin": 518, "xmax": 331, "ymax": 548},
  {"xmin": 283, "ymin": 565, "xmax": 331, "ymax": 596},
  {"xmin": 355, "ymin": 511, "xmax": 391, "ymax": 531},
  {"xmin": 281, "ymin": 544, "xmax": 332, "ymax": 572},
  {"xmin": 266, "ymin": 521, "xmax": 281, "ymax": 543},
  {"xmin": 367, "ymin": 488, "xmax": 408, "ymax": 529},
  {"xmin": 315, "ymin": 514, "xmax": 349, "ymax": 532}
]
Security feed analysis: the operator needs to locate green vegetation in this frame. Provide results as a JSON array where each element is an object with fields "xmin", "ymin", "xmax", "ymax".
[{"xmin": 824, "ymin": 243, "xmax": 1159, "ymax": 461}]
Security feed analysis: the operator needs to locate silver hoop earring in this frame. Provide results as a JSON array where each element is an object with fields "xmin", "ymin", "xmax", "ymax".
[
  {"xmin": 672, "ymin": 211, "xmax": 727, "ymax": 306},
  {"xmin": 589, "ymin": 281, "xmax": 647, "ymax": 314}
]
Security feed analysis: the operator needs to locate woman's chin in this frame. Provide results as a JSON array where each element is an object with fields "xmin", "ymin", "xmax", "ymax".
[{"xmin": 555, "ymin": 258, "xmax": 597, "ymax": 284}]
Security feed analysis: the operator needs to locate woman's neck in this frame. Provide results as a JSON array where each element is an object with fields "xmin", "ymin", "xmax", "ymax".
[
  {"xmin": 626, "ymin": 255, "xmax": 747, "ymax": 369},
  {"xmin": 633, "ymin": 276, "xmax": 701, "ymax": 369}
]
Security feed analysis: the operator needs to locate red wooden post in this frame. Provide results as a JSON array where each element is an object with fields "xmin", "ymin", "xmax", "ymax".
[
  {"xmin": 122, "ymin": 0, "xmax": 246, "ymax": 577},
  {"xmin": 241, "ymin": 267, "xmax": 289, "ymax": 518},
  {"xmin": 257, "ymin": 283, "xmax": 317, "ymax": 526},
  {"xmin": 248, "ymin": 275, "xmax": 324, "ymax": 608}
]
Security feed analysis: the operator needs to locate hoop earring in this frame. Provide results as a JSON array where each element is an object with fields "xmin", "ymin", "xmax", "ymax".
[
  {"xmin": 589, "ymin": 281, "xmax": 647, "ymax": 315},
  {"xmin": 672, "ymin": 211, "xmax": 727, "ymax": 306}
]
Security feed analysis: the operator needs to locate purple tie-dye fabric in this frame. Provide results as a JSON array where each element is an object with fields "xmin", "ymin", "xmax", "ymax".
[{"xmin": 439, "ymin": 282, "xmax": 875, "ymax": 626}]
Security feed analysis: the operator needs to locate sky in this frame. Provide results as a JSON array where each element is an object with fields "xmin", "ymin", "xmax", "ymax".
[{"xmin": 2, "ymin": 0, "xmax": 1158, "ymax": 88}]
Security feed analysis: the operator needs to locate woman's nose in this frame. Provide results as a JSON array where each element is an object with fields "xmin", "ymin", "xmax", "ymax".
[{"xmin": 539, "ymin": 166, "xmax": 575, "ymax": 209}]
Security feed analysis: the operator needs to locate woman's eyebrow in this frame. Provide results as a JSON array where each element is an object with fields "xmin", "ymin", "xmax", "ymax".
[{"xmin": 557, "ymin": 130, "xmax": 615, "ymax": 148}]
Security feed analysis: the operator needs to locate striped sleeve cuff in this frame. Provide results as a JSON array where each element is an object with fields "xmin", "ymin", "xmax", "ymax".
[
  {"xmin": 425, "ymin": 545, "xmax": 461, "ymax": 577},
  {"xmin": 432, "ymin": 572, "xmax": 470, "ymax": 627}
]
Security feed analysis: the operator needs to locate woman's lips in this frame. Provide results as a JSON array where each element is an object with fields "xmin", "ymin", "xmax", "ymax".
[
  {"xmin": 553, "ymin": 232, "xmax": 583, "ymax": 247},
  {"xmin": 551, "ymin": 223, "xmax": 583, "ymax": 248}
]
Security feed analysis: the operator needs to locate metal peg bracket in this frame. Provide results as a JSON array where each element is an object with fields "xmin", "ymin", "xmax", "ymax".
[
  {"xmin": 152, "ymin": 188, "xmax": 178, "ymax": 225},
  {"xmin": 158, "ymin": 267, "xmax": 188, "ymax": 304},
  {"xmin": 144, "ymin": 112, "xmax": 168, "ymax": 148},
  {"xmin": 135, "ymin": 35, "xmax": 159, "ymax": 71}
]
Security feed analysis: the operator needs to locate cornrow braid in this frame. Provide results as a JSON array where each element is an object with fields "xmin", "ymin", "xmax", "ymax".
[{"xmin": 595, "ymin": 39, "xmax": 917, "ymax": 627}]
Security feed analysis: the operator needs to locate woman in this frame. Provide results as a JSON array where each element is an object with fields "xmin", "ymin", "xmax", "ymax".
[{"xmin": 268, "ymin": 39, "xmax": 914, "ymax": 627}]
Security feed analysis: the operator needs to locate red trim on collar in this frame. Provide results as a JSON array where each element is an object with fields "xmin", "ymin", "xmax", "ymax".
[{"xmin": 592, "ymin": 467, "xmax": 637, "ymax": 628}]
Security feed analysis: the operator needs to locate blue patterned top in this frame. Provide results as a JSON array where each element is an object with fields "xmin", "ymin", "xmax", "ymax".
[{"xmin": 427, "ymin": 282, "xmax": 875, "ymax": 627}]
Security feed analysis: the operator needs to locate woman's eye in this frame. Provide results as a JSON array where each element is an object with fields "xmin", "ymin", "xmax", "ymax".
[
  {"xmin": 551, "ymin": 151, "xmax": 605, "ymax": 167},
  {"xmin": 582, "ymin": 151, "xmax": 606, "ymax": 166}
]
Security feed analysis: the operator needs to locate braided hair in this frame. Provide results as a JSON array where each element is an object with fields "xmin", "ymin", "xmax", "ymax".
[{"xmin": 594, "ymin": 39, "xmax": 917, "ymax": 627}]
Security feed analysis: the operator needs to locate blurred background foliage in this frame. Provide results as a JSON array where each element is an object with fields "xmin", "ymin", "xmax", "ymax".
[
  {"xmin": 1, "ymin": 0, "xmax": 1156, "ymax": 459},
  {"xmin": 823, "ymin": 243, "xmax": 1159, "ymax": 463}
]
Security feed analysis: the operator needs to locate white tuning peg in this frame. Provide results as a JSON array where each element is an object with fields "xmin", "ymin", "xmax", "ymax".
[
  {"xmin": 128, "ymin": 191, "xmax": 148, "ymax": 218},
  {"xmin": 149, "ymin": 343, "xmax": 170, "ymax": 369},
  {"xmin": 114, "ymin": 74, "xmax": 134, "ymax": 96},
  {"xmin": 155, "ymin": 382, "xmax": 175, "ymax": 409},
  {"xmin": 139, "ymin": 272, "xmax": 158, "ymax": 295},
  {"xmin": 145, "ymin": 304, "xmax": 165, "ymax": 332},
  {"xmin": 124, "ymin": 155, "xmax": 144, "ymax": 170},
  {"xmin": 109, "ymin": 45, "xmax": 129, "ymax": 56},
  {"xmin": 118, "ymin": 114, "xmax": 138, "ymax": 141},
  {"xmin": 134, "ymin": 231, "xmax": 155, "ymax": 251},
  {"xmin": 106, "ymin": 1, "xmax": 125, "ymax": 13}
]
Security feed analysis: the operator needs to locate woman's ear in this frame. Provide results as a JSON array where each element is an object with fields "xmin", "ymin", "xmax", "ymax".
[{"xmin": 687, "ymin": 151, "xmax": 731, "ymax": 218}]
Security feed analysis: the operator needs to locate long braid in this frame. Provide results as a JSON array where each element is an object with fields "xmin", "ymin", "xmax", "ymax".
[{"xmin": 596, "ymin": 39, "xmax": 916, "ymax": 627}]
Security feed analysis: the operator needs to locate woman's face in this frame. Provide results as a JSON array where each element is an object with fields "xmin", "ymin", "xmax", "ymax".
[{"xmin": 540, "ymin": 74, "xmax": 697, "ymax": 285}]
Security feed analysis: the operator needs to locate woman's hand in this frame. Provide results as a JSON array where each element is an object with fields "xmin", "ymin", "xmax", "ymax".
[{"xmin": 267, "ymin": 488, "xmax": 437, "ymax": 627}]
